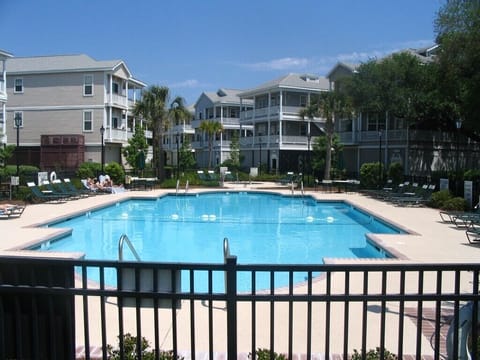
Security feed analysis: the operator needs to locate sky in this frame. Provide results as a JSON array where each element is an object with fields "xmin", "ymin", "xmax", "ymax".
[{"xmin": 1, "ymin": 0, "xmax": 445, "ymax": 106}]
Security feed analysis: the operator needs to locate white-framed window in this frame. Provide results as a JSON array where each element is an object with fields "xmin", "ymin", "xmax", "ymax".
[
  {"xmin": 13, "ymin": 111, "xmax": 23, "ymax": 127},
  {"xmin": 83, "ymin": 110, "xmax": 93, "ymax": 132},
  {"xmin": 14, "ymin": 78, "xmax": 23, "ymax": 93},
  {"xmin": 84, "ymin": 75, "xmax": 94, "ymax": 96},
  {"xmin": 112, "ymin": 82, "xmax": 119, "ymax": 94}
]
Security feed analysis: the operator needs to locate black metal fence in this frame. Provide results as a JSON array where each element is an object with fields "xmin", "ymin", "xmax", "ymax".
[{"xmin": 1, "ymin": 256, "xmax": 479, "ymax": 360}]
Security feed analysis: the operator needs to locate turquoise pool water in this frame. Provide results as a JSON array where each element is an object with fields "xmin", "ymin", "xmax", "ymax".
[{"xmin": 38, "ymin": 192, "xmax": 403, "ymax": 291}]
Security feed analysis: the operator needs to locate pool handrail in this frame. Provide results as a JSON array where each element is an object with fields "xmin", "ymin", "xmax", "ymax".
[{"xmin": 118, "ymin": 234, "xmax": 141, "ymax": 261}]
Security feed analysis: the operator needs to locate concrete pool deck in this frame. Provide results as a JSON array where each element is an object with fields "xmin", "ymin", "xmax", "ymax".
[{"xmin": 1, "ymin": 183, "xmax": 479, "ymax": 358}]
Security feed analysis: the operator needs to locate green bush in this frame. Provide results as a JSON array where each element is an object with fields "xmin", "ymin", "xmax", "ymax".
[
  {"xmin": 387, "ymin": 162, "xmax": 404, "ymax": 185},
  {"xmin": 76, "ymin": 162, "xmax": 101, "ymax": 179},
  {"xmin": 360, "ymin": 162, "xmax": 383, "ymax": 189},
  {"xmin": 105, "ymin": 162, "xmax": 125, "ymax": 185},
  {"xmin": 249, "ymin": 348, "xmax": 288, "ymax": 360},
  {"xmin": 107, "ymin": 333, "xmax": 183, "ymax": 360},
  {"xmin": 429, "ymin": 189, "xmax": 453, "ymax": 209},
  {"xmin": 351, "ymin": 347, "xmax": 397, "ymax": 360},
  {"xmin": 441, "ymin": 197, "xmax": 467, "ymax": 211}
]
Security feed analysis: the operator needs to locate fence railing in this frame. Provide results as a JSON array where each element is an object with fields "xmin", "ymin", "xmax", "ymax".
[{"xmin": 0, "ymin": 256, "xmax": 479, "ymax": 359}]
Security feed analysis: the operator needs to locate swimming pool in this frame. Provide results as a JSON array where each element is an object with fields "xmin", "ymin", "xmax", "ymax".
[{"xmin": 37, "ymin": 192, "xmax": 403, "ymax": 291}]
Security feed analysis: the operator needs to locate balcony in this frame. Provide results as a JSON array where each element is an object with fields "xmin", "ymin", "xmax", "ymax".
[{"xmin": 1, "ymin": 256, "xmax": 478, "ymax": 359}]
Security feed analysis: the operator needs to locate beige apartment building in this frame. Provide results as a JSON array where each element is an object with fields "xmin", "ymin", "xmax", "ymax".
[{"xmin": 5, "ymin": 54, "xmax": 146, "ymax": 172}]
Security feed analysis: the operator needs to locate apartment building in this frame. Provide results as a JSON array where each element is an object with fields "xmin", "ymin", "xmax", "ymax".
[
  {"xmin": 191, "ymin": 89, "xmax": 253, "ymax": 168},
  {"xmin": 238, "ymin": 74, "xmax": 329, "ymax": 174},
  {"xmin": 5, "ymin": 54, "xmax": 146, "ymax": 172},
  {"xmin": 326, "ymin": 45, "xmax": 479, "ymax": 178},
  {"xmin": 0, "ymin": 49, "xmax": 13, "ymax": 146}
]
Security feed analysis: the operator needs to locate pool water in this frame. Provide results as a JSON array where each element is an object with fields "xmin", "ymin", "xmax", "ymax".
[{"xmin": 39, "ymin": 192, "xmax": 402, "ymax": 291}]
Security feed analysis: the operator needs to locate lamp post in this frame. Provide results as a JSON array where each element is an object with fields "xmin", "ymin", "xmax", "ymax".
[
  {"xmin": 378, "ymin": 130, "xmax": 383, "ymax": 188},
  {"xmin": 456, "ymin": 119, "xmax": 463, "ymax": 196},
  {"xmin": 307, "ymin": 132, "xmax": 311, "ymax": 186},
  {"xmin": 14, "ymin": 113, "xmax": 21, "ymax": 176},
  {"xmin": 258, "ymin": 133, "xmax": 262, "ymax": 175},
  {"xmin": 100, "ymin": 125, "xmax": 105, "ymax": 174},
  {"xmin": 176, "ymin": 133, "xmax": 180, "ymax": 180}
]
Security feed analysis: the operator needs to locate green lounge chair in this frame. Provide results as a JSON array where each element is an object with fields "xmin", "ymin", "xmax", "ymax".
[{"xmin": 27, "ymin": 182, "xmax": 68, "ymax": 203}]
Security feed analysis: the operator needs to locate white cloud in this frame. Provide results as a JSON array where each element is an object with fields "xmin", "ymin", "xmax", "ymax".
[
  {"xmin": 244, "ymin": 57, "xmax": 310, "ymax": 71},
  {"xmin": 169, "ymin": 79, "xmax": 202, "ymax": 88}
]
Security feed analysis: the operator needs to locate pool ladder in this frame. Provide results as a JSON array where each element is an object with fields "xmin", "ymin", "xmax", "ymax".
[{"xmin": 118, "ymin": 234, "xmax": 141, "ymax": 261}]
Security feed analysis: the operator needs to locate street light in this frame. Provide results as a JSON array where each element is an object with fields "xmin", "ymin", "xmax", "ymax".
[
  {"xmin": 378, "ymin": 130, "xmax": 383, "ymax": 188},
  {"xmin": 456, "ymin": 119, "xmax": 463, "ymax": 196},
  {"xmin": 258, "ymin": 133, "xmax": 262, "ymax": 175},
  {"xmin": 100, "ymin": 125, "xmax": 105, "ymax": 174},
  {"xmin": 176, "ymin": 133, "xmax": 180, "ymax": 180},
  {"xmin": 14, "ymin": 113, "xmax": 21, "ymax": 176},
  {"xmin": 307, "ymin": 132, "xmax": 311, "ymax": 186}
]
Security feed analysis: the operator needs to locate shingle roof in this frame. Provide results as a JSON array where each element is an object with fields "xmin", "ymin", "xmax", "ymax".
[
  {"xmin": 196, "ymin": 88, "xmax": 253, "ymax": 106},
  {"xmin": 6, "ymin": 54, "xmax": 124, "ymax": 74},
  {"xmin": 239, "ymin": 73, "xmax": 329, "ymax": 97}
]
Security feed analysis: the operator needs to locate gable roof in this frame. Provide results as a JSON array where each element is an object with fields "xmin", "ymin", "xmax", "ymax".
[
  {"xmin": 239, "ymin": 73, "xmax": 329, "ymax": 98},
  {"xmin": 195, "ymin": 88, "xmax": 253, "ymax": 107},
  {"xmin": 7, "ymin": 53, "xmax": 129, "ymax": 76}
]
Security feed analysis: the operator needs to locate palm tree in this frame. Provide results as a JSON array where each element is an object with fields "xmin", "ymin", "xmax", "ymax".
[
  {"xmin": 299, "ymin": 91, "xmax": 352, "ymax": 180},
  {"xmin": 199, "ymin": 120, "xmax": 224, "ymax": 169},
  {"xmin": 133, "ymin": 86, "xmax": 189, "ymax": 182}
]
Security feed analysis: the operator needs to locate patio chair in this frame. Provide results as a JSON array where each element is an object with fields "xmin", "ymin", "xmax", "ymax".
[
  {"xmin": 63, "ymin": 178, "xmax": 95, "ymax": 197},
  {"xmin": 207, "ymin": 170, "xmax": 218, "ymax": 181},
  {"xmin": 465, "ymin": 221, "xmax": 480, "ymax": 244},
  {"xmin": 52, "ymin": 179, "xmax": 88, "ymax": 199},
  {"xmin": 0, "ymin": 203, "xmax": 25, "ymax": 219},
  {"xmin": 27, "ymin": 182, "xmax": 68, "ymax": 203},
  {"xmin": 440, "ymin": 203, "xmax": 480, "ymax": 224},
  {"xmin": 197, "ymin": 170, "xmax": 209, "ymax": 181}
]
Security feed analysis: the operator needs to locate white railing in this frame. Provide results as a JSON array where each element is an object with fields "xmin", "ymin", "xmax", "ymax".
[{"xmin": 108, "ymin": 94, "xmax": 128, "ymax": 107}]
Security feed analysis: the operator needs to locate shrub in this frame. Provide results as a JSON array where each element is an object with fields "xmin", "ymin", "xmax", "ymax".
[
  {"xmin": 360, "ymin": 162, "xmax": 383, "ymax": 189},
  {"xmin": 441, "ymin": 197, "xmax": 467, "ymax": 211},
  {"xmin": 249, "ymin": 348, "xmax": 288, "ymax": 360},
  {"xmin": 107, "ymin": 333, "xmax": 183, "ymax": 360},
  {"xmin": 351, "ymin": 347, "xmax": 397, "ymax": 360},
  {"xmin": 105, "ymin": 161, "xmax": 125, "ymax": 185},
  {"xmin": 76, "ymin": 162, "xmax": 101, "ymax": 179},
  {"xmin": 429, "ymin": 189, "xmax": 453, "ymax": 209},
  {"xmin": 387, "ymin": 162, "xmax": 404, "ymax": 185}
]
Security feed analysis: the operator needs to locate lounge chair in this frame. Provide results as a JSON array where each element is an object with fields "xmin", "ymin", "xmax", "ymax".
[
  {"xmin": 224, "ymin": 171, "xmax": 235, "ymax": 182},
  {"xmin": 466, "ymin": 220, "xmax": 480, "ymax": 244},
  {"xmin": 207, "ymin": 170, "xmax": 218, "ymax": 181},
  {"xmin": 27, "ymin": 182, "xmax": 68, "ymax": 203},
  {"xmin": 63, "ymin": 178, "xmax": 95, "ymax": 197},
  {"xmin": 440, "ymin": 204, "xmax": 480, "ymax": 224},
  {"xmin": 0, "ymin": 204, "xmax": 25, "ymax": 219},
  {"xmin": 52, "ymin": 179, "xmax": 88, "ymax": 199},
  {"xmin": 278, "ymin": 172, "xmax": 296, "ymax": 185},
  {"xmin": 197, "ymin": 170, "xmax": 209, "ymax": 181}
]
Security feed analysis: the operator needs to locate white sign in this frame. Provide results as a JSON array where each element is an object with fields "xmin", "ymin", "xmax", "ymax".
[
  {"xmin": 37, "ymin": 171, "xmax": 48, "ymax": 185},
  {"xmin": 464, "ymin": 181, "xmax": 473, "ymax": 208},
  {"xmin": 439, "ymin": 178, "xmax": 449, "ymax": 191}
]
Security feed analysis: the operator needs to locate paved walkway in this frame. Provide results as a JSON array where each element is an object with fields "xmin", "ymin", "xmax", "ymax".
[{"xmin": 1, "ymin": 183, "xmax": 478, "ymax": 359}]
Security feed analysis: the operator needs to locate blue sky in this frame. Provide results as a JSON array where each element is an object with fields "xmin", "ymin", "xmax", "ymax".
[{"xmin": 1, "ymin": 0, "xmax": 444, "ymax": 105}]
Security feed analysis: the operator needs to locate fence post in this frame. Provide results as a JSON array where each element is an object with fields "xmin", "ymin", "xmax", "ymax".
[{"xmin": 225, "ymin": 255, "xmax": 237, "ymax": 359}]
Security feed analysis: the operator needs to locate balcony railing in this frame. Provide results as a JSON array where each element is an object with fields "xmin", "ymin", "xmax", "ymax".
[{"xmin": 1, "ymin": 256, "xmax": 477, "ymax": 359}]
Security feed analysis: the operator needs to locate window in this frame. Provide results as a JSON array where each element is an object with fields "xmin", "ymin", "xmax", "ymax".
[
  {"xmin": 112, "ymin": 117, "xmax": 119, "ymax": 129},
  {"xmin": 112, "ymin": 82, "xmax": 119, "ymax": 94},
  {"xmin": 14, "ymin": 78, "xmax": 23, "ymax": 93},
  {"xmin": 13, "ymin": 112, "xmax": 23, "ymax": 127},
  {"xmin": 83, "ymin": 111, "xmax": 93, "ymax": 131},
  {"xmin": 84, "ymin": 75, "xmax": 93, "ymax": 96},
  {"xmin": 300, "ymin": 95, "xmax": 307, "ymax": 107}
]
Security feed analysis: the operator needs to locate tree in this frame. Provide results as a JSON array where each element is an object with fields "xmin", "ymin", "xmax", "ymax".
[
  {"xmin": 178, "ymin": 138, "xmax": 196, "ymax": 171},
  {"xmin": 0, "ymin": 145, "xmax": 15, "ymax": 168},
  {"xmin": 228, "ymin": 131, "xmax": 241, "ymax": 170},
  {"xmin": 435, "ymin": 0, "xmax": 480, "ymax": 135},
  {"xmin": 122, "ymin": 124, "xmax": 148, "ymax": 174},
  {"xmin": 299, "ymin": 91, "xmax": 352, "ymax": 180},
  {"xmin": 133, "ymin": 86, "xmax": 170, "ymax": 181},
  {"xmin": 199, "ymin": 120, "xmax": 224, "ymax": 169}
]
